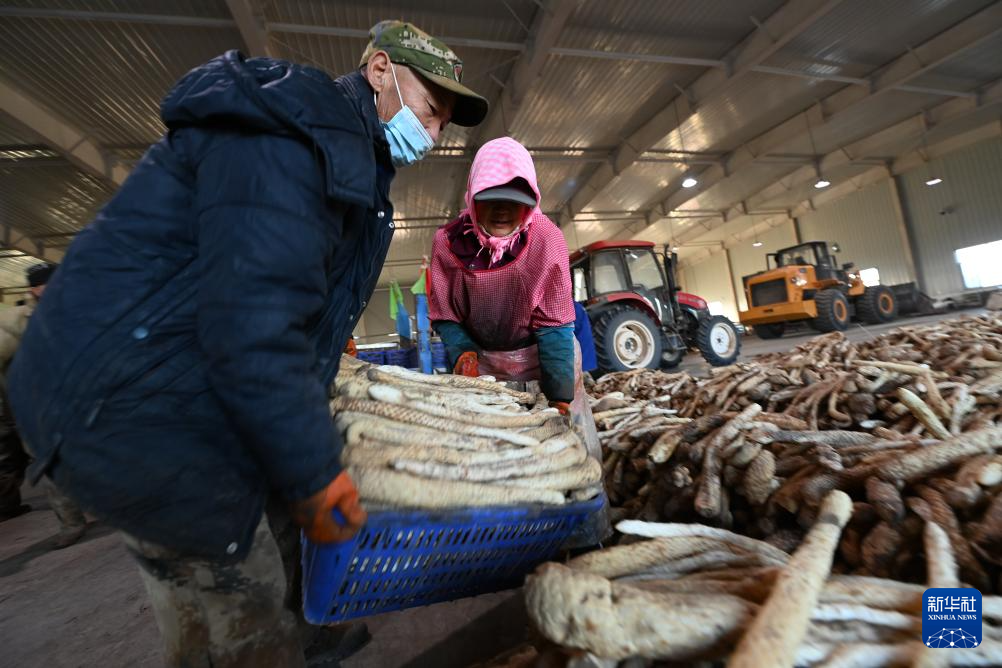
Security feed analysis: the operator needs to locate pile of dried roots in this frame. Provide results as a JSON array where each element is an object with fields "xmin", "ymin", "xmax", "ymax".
[
  {"xmin": 591, "ymin": 314, "xmax": 1002, "ymax": 592},
  {"xmin": 330, "ymin": 356, "xmax": 602, "ymax": 507},
  {"xmin": 523, "ymin": 490, "xmax": 1002, "ymax": 666}
]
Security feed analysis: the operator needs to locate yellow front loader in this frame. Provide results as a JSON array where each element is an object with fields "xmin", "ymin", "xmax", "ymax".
[{"xmin": 738, "ymin": 241, "xmax": 897, "ymax": 339}]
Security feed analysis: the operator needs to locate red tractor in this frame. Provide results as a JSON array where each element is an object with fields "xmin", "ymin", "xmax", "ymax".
[{"xmin": 571, "ymin": 240, "xmax": 742, "ymax": 373}]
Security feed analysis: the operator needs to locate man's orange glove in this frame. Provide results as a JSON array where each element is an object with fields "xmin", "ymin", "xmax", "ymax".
[
  {"xmin": 291, "ymin": 471, "xmax": 367, "ymax": 544},
  {"xmin": 549, "ymin": 401, "xmax": 572, "ymax": 417},
  {"xmin": 454, "ymin": 351, "xmax": 479, "ymax": 377},
  {"xmin": 344, "ymin": 338, "xmax": 358, "ymax": 357}
]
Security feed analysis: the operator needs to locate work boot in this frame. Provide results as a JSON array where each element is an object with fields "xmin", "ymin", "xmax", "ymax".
[
  {"xmin": 53, "ymin": 523, "xmax": 87, "ymax": 549},
  {"xmin": 0, "ymin": 503, "xmax": 31, "ymax": 522},
  {"xmin": 304, "ymin": 622, "xmax": 371, "ymax": 667}
]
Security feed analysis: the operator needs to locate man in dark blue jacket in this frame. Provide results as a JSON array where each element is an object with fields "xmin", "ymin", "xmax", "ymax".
[{"xmin": 8, "ymin": 20, "xmax": 486, "ymax": 667}]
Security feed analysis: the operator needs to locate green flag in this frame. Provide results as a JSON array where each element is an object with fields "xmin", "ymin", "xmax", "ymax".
[
  {"xmin": 388, "ymin": 281, "xmax": 402, "ymax": 319},
  {"xmin": 410, "ymin": 270, "xmax": 427, "ymax": 296}
]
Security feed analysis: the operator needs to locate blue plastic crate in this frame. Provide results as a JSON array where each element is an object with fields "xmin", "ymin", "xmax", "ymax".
[
  {"xmin": 431, "ymin": 341, "xmax": 448, "ymax": 366},
  {"xmin": 384, "ymin": 348, "xmax": 411, "ymax": 367},
  {"xmin": 301, "ymin": 495, "xmax": 605, "ymax": 623},
  {"xmin": 356, "ymin": 350, "xmax": 385, "ymax": 365}
]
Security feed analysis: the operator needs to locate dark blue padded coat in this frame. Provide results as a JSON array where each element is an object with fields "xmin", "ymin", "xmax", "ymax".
[{"xmin": 8, "ymin": 51, "xmax": 395, "ymax": 560}]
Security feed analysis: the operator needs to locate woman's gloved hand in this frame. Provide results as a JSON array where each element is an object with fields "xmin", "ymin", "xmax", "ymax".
[
  {"xmin": 549, "ymin": 400, "xmax": 572, "ymax": 417},
  {"xmin": 454, "ymin": 351, "xmax": 480, "ymax": 377},
  {"xmin": 291, "ymin": 471, "xmax": 367, "ymax": 543}
]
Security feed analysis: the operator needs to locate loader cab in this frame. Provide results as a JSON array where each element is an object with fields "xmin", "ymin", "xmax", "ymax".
[
  {"xmin": 769, "ymin": 241, "xmax": 847, "ymax": 282},
  {"xmin": 740, "ymin": 239, "xmax": 895, "ymax": 339}
]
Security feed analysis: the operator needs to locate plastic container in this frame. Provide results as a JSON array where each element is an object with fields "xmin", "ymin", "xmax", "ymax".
[
  {"xmin": 301, "ymin": 494, "xmax": 606, "ymax": 624},
  {"xmin": 431, "ymin": 342, "xmax": 448, "ymax": 368},
  {"xmin": 383, "ymin": 348, "xmax": 411, "ymax": 367},
  {"xmin": 356, "ymin": 349, "xmax": 385, "ymax": 365}
]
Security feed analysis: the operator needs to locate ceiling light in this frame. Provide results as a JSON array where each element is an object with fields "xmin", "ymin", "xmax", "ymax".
[
  {"xmin": 682, "ymin": 176, "xmax": 698, "ymax": 188},
  {"xmin": 814, "ymin": 179, "xmax": 831, "ymax": 189},
  {"xmin": 925, "ymin": 177, "xmax": 943, "ymax": 186},
  {"xmin": 752, "ymin": 241, "xmax": 763, "ymax": 247}
]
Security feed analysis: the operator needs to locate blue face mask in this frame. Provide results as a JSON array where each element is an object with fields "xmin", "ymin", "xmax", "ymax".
[{"xmin": 378, "ymin": 64, "xmax": 435, "ymax": 167}]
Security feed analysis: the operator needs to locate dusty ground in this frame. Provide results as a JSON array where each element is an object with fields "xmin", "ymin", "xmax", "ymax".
[
  {"xmin": 0, "ymin": 487, "xmax": 528, "ymax": 668},
  {"xmin": 676, "ymin": 309, "xmax": 978, "ymax": 374},
  {"xmin": 0, "ymin": 485, "xmax": 161, "ymax": 667},
  {"xmin": 0, "ymin": 309, "xmax": 979, "ymax": 667}
]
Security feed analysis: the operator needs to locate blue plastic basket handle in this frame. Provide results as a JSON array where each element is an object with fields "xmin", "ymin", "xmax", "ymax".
[{"xmin": 331, "ymin": 508, "xmax": 347, "ymax": 526}]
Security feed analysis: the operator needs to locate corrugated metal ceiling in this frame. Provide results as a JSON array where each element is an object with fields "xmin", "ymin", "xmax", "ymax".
[
  {"xmin": 770, "ymin": 0, "xmax": 997, "ymax": 73},
  {"xmin": 586, "ymin": 161, "xmax": 685, "ymax": 214},
  {"xmin": 0, "ymin": 16, "xmax": 239, "ymax": 146},
  {"xmin": 0, "ymin": 159, "xmax": 115, "ymax": 238},
  {"xmin": 908, "ymin": 31, "xmax": 1002, "ymax": 91},
  {"xmin": 0, "ymin": 117, "xmax": 32, "ymax": 146},
  {"xmin": 1, "ymin": 0, "xmax": 231, "ymax": 18},
  {"xmin": 0, "ymin": 0, "xmax": 998, "ymax": 289}
]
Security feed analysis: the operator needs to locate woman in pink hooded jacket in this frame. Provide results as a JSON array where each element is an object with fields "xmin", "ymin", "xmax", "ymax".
[{"xmin": 429, "ymin": 137, "xmax": 576, "ymax": 412}]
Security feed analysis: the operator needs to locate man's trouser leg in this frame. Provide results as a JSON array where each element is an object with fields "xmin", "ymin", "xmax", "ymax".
[
  {"xmin": 266, "ymin": 499, "xmax": 371, "ymax": 661},
  {"xmin": 123, "ymin": 516, "xmax": 305, "ymax": 668},
  {"xmin": 266, "ymin": 499, "xmax": 312, "ymax": 643},
  {"xmin": 0, "ymin": 430, "xmax": 28, "ymax": 518},
  {"xmin": 43, "ymin": 477, "xmax": 86, "ymax": 528}
]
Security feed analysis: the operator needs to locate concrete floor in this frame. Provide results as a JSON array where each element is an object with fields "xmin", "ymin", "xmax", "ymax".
[
  {"xmin": 0, "ymin": 483, "xmax": 530, "ymax": 668},
  {"xmin": 0, "ymin": 309, "xmax": 978, "ymax": 667},
  {"xmin": 675, "ymin": 309, "xmax": 977, "ymax": 374},
  {"xmin": 0, "ymin": 485, "xmax": 161, "ymax": 667}
]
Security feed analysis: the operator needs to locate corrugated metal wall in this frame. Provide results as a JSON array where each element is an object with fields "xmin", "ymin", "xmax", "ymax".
[
  {"xmin": 726, "ymin": 221, "xmax": 800, "ymax": 312},
  {"xmin": 898, "ymin": 136, "xmax": 1002, "ymax": 298},
  {"xmin": 678, "ymin": 252, "xmax": 739, "ymax": 321},
  {"xmin": 797, "ymin": 180, "xmax": 914, "ymax": 287}
]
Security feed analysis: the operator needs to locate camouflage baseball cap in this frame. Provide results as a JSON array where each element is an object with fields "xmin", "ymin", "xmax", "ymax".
[{"xmin": 359, "ymin": 20, "xmax": 488, "ymax": 127}]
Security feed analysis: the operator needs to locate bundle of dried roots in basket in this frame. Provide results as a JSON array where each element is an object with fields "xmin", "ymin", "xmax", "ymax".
[
  {"xmin": 330, "ymin": 355, "xmax": 603, "ymax": 508},
  {"xmin": 523, "ymin": 491, "xmax": 1002, "ymax": 667},
  {"xmin": 591, "ymin": 314, "xmax": 1002, "ymax": 592}
]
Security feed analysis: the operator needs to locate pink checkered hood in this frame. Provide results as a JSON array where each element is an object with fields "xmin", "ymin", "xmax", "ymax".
[
  {"xmin": 463, "ymin": 137, "xmax": 541, "ymax": 267},
  {"xmin": 429, "ymin": 137, "xmax": 574, "ymax": 350}
]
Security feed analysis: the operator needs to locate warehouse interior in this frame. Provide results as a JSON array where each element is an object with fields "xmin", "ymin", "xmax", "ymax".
[
  {"xmin": 2, "ymin": 1, "xmax": 1002, "ymax": 667},
  {"xmin": 1, "ymin": 1, "xmax": 1001, "ymax": 328}
]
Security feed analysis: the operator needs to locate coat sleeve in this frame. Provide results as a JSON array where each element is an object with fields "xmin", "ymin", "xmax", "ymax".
[
  {"xmin": 530, "ymin": 223, "xmax": 576, "ymax": 402},
  {"xmin": 433, "ymin": 320, "xmax": 480, "ymax": 367},
  {"xmin": 534, "ymin": 325, "xmax": 575, "ymax": 403},
  {"xmin": 193, "ymin": 133, "xmax": 343, "ymax": 502},
  {"xmin": 573, "ymin": 302, "xmax": 598, "ymax": 372}
]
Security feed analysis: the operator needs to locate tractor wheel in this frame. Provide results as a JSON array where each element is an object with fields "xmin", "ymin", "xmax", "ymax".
[
  {"xmin": 812, "ymin": 289, "xmax": 850, "ymax": 332},
  {"xmin": 754, "ymin": 322, "xmax": 786, "ymax": 339},
  {"xmin": 593, "ymin": 306, "xmax": 663, "ymax": 372},
  {"xmin": 696, "ymin": 315, "xmax": 741, "ymax": 366},
  {"xmin": 856, "ymin": 285, "xmax": 898, "ymax": 324},
  {"xmin": 679, "ymin": 310, "xmax": 701, "ymax": 349},
  {"xmin": 662, "ymin": 345, "xmax": 686, "ymax": 369}
]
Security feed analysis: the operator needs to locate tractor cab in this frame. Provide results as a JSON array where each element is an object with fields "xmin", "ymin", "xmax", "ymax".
[
  {"xmin": 571, "ymin": 240, "xmax": 677, "ymax": 329},
  {"xmin": 571, "ymin": 240, "xmax": 741, "ymax": 372}
]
